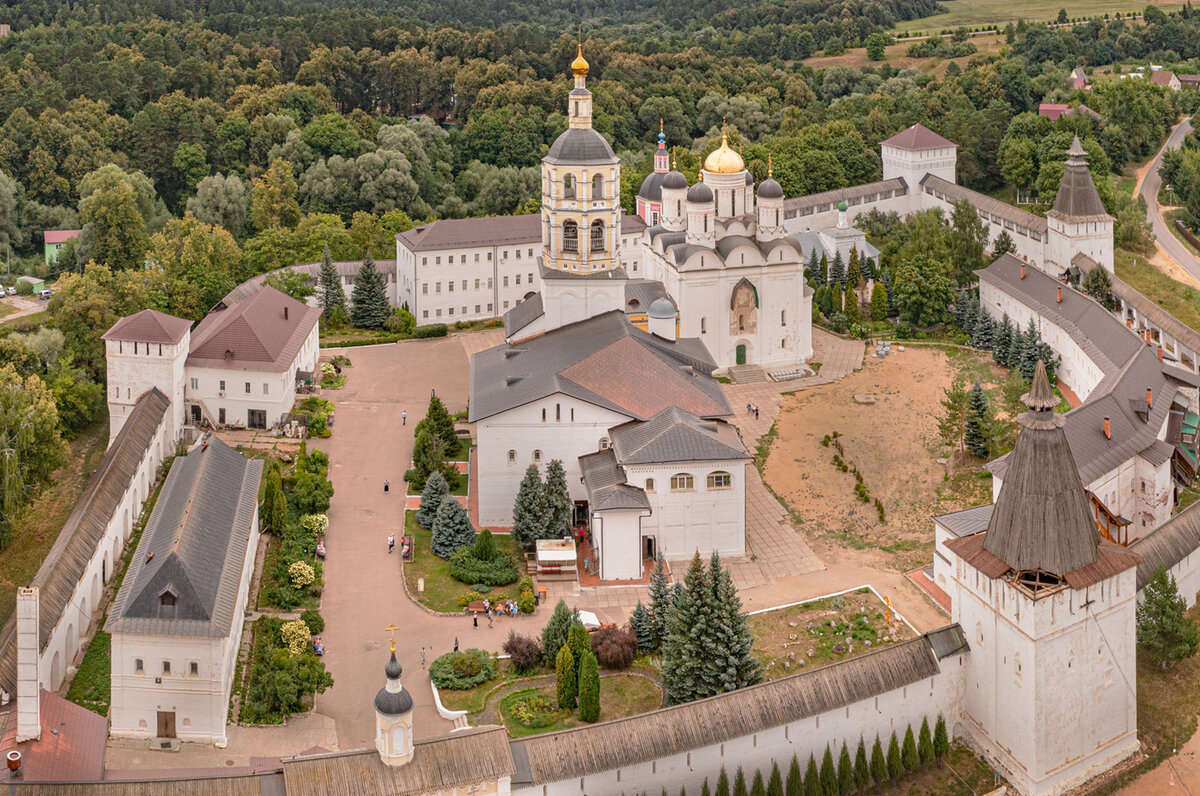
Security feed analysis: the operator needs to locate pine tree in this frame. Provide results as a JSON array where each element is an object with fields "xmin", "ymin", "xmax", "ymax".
[
  {"xmin": 647, "ymin": 553, "xmax": 673, "ymax": 652},
  {"xmin": 846, "ymin": 247, "xmax": 861, "ymax": 292},
  {"xmin": 803, "ymin": 755, "xmax": 821, "ymax": 796},
  {"xmin": 555, "ymin": 644, "xmax": 576, "ymax": 708},
  {"xmin": 902, "ymin": 725, "xmax": 920, "ymax": 772},
  {"xmin": 317, "ymin": 243, "xmax": 346, "ymax": 320},
  {"xmin": 933, "ymin": 715, "xmax": 949, "ymax": 760},
  {"xmin": 870, "ymin": 281, "xmax": 888, "ymax": 321},
  {"xmin": 733, "ymin": 767, "xmax": 748, "ymax": 796},
  {"xmin": 938, "ymin": 379, "xmax": 969, "ymax": 451},
  {"xmin": 423, "ymin": 395, "xmax": 458, "ymax": 456},
  {"xmin": 543, "ymin": 459, "xmax": 573, "ymax": 539},
  {"xmin": 511, "ymin": 465, "xmax": 548, "ymax": 551},
  {"xmin": 662, "ymin": 552, "xmax": 711, "ymax": 705},
  {"xmin": 430, "ymin": 495, "xmax": 475, "ymax": 558},
  {"xmin": 786, "ymin": 755, "xmax": 803, "ymax": 796},
  {"xmin": 1137, "ymin": 565, "xmax": 1200, "ymax": 667},
  {"xmin": 837, "ymin": 743, "xmax": 854, "ymax": 793},
  {"xmin": 767, "ymin": 761, "xmax": 784, "ymax": 796},
  {"xmin": 854, "ymin": 737, "xmax": 870, "ymax": 790},
  {"xmin": 750, "ymin": 770, "xmax": 765, "ymax": 796},
  {"xmin": 630, "ymin": 600, "xmax": 653, "ymax": 650},
  {"xmin": 716, "ymin": 768, "xmax": 731, "ymax": 796},
  {"xmin": 993, "ymin": 313, "xmax": 1013, "ymax": 365},
  {"xmin": 416, "ymin": 471, "xmax": 448, "ymax": 528},
  {"xmin": 965, "ymin": 383, "xmax": 992, "ymax": 459},
  {"xmin": 918, "ymin": 717, "xmax": 935, "ymax": 768},
  {"xmin": 567, "ymin": 622, "xmax": 591, "ymax": 686},
  {"xmin": 819, "ymin": 746, "xmax": 836, "ymax": 794},
  {"xmin": 577, "ymin": 650, "xmax": 600, "ymax": 721},
  {"xmin": 886, "ymin": 731, "xmax": 902, "ymax": 781},
  {"xmin": 829, "ymin": 250, "xmax": 845, "ymax": 284},
  {"xmin": 869, "ymin": 735, "xmax": 887, "ymax": 786},
  {"xmin": 541, "ymin": 599, "xmax": 580, "ymax": 667},
  {"xmin": 706, "ymin": 552, "xmax": 763, "ymax": 692},
  {"xmin": 350, "ymin": 252, "xmax": 390, "ymax": 329}
]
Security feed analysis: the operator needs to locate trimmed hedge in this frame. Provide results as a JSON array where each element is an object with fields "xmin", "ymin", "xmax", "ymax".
[
  {"xmin": 449, "ymin": 547, "xmax": 519, "ymax": 586},
  {"xmin": 413, "ymin": 323, "xmax": 449, "ymax": 338},
  {"xmin": 429, "ymin": 648, "xmax": 494, "ymax": 690}
]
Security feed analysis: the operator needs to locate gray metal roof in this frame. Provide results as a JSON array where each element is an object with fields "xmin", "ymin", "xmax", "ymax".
[
  {"xmin": 1130, "ymin": 501, "xmax": 1200, "ymax": 589},
  {"xmin": 782, "ymin": 178, "xmax": 906, "ymax": 218},
  {"xmin": 544, "ymin": 127, "xmax": 618, "ymax": 165},
  {"xmin": 502, "ymin": 293, "xmax": 544, "ymax": 338},
  {"xmin": 789, "ymin": 231, "xmax": 880, "ymax": 263},
  {"xmin": 579, "ymin": 449, "xmax": 651, "ymax": 512},
  {"xmin": 686, "ymin": 181, "xmax": 713, "ymax": 203},
  {"xmin": 623, "ymin": 279, "xmax": 672, "ymax": 315},
  {"xmin": 470, "ymin": 311, "xmax": 729, "ymax": 424},
  {"xmin": 757, "ymin": 178, "xmax": 783, "ymax": 200},
  {"xmin": 107, "ymin": 437, "xmax": 263, "ymax": 638},
  {"xmin": 933, "ymin": 503, "xmax": 995, "ymax": 538},
  {"xmin": 922, "ymin": 175, "xmax": 1048, "ymax": 234},
  {"xmin": 1047, "ymin": 136, "xmax": 1110, "ymax": 221},
  {"xmin": 609, "ymin": 407, "xmax": 749, "ymax": 465},
  {"xmin": 638, "ymin": 171, "xmax": 666, "ymax": 201}
]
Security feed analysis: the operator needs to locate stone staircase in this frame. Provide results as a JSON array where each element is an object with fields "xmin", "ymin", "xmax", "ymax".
[{"xmin": 727, "ymin": 364, "xmax": 769, "ymax": 384}]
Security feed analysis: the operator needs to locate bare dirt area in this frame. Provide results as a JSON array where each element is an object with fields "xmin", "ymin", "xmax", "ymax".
[{"xmin": 764, "ymin": 345, "xmax": 996, "ymax": 574}]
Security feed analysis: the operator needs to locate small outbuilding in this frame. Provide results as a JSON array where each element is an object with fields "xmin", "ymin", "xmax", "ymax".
[{"xmin": 16, "ymin": 275, "xmax": 44, "ymax": 294}]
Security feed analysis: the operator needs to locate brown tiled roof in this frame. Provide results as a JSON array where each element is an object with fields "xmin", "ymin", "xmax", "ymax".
[
  {"xmin": 948, "ymin": 532, "xmax": 1138, "ymax": 590},
  {"xmin": 0, "ymin": 691, "xmax": 107, "ymax": 782},
  {"xmin": 1151, "ymin": 69, "xmax": 1177, "ymax": 86},
  {"xmin": 398, "ymin": 213, "xmax": 644, "ymax": 252},
  {"xmin": 187, "ymin": 286, "xmax": 319, "ymax": 372},
  {"xmin": 0, "ymin": 390, "xmax": 169, "ymax": 696},
  {"xmin": 880, "ymin": 123, "xmax": 955, "ymax": 151},
  {"xmin": 102, "ymin": 309, "xmax": 192, "ymax": 345}
]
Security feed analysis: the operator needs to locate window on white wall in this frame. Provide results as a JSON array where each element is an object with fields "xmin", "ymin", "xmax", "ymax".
[
  {"xmin": 670, "ymin": 473, "xmax": 694, "ymax": 491},
  {"xmin": 533, "ymin": 450, "xmax": 542, "ymax": 463},
  {"xmin": 135, "ymin": 658, "xmax": 144, "ymax": 674},
  {"xmin": 645, "ymin": 478, "xmax": 655, "ymax": 492},
  {"xmin": 190, "ymin": 378, "xmax": 198, "ymax": 390},
  {"xmin": 707, "ymin": 471, "xmax": 732, "ymax": 489},
  {"xmin": 508, "ymin": 450, "xmax": 517, "ymax": 464}
]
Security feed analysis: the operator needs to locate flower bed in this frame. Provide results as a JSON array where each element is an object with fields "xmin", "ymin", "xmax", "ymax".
[{"xmin": 239, "ymin": 616, "xmax": 332, "ymax": 724}]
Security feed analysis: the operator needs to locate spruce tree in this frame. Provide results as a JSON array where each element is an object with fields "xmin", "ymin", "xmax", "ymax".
[
  {"xmin": 902, "ymin": 725, "xmax": 920, "ymax": 772},
  {"xmin": 870, "ymin": 736, "xmax": 887, "ymax": 785},
  {"xmin": 647, "ymin": 553, "xmax": 672, "ymax": 652},
  {"xmin": 786, "ymin": 755, "xmax": 802, "ymax": 796},
  {"xmin": 707, "ymin": 552, "xmax": 762, "ymax": 692},
  {"xmin": 749, "ymin": 770, "xmax": 765, "ymax": 796},
  {"xmin": 1137, "ymin": 565, "xmax": 1200, "ymax": 667},
  {"xmin": 829, "ymin": 250, "xmax": 845, "ymax": 284},
  {"xmin": 630, "ymin": 601, "xmax": 654, "ymax": 651},
  {"xmin": 844, "ymin": 290, "xmax": 861, "ymax": 324},
  {"xmin": 1019, "ymin": 318, "xmax": 1040, "ymax": 382},
  {"xmin": 271, "ymin": 489, "xmax": 288, "ymax": 535},
  {"xmin": 430, "ymin": 495, "xmax": 475, "ymax": 558},
  {"xmin": 716, "ymin": 767, "xmax": 731, "ymax": 796},
  {"xmin": 933, "ymin": 715, "xmax": 949, "ymax": 759},
  {"xmin": 993, "ymin": 313, "xmax": 1013, "ymax": 365},
  {"xmin": 870, "ymin": 282, "xmax": 888, "ymax": 321},
  {"xmin": 971, "ymin": 310, "xmax": 993, "ymax": 350},
  {"xmin": 886, "ymin": 731, "xmax": 902, "ymax": 781},
  {"xmin": 555, "ymin": 644, "xmax": 576, "ymax": 708},
  {"xmin": 837, "ymin": 743, "xmax": 854, "ymax": 793},
  {"xmin": 954, "ymin": 291, "xmax": 972, "ymax": 330},
  {"xmin": 965, "ymin": 383, "xmax": 992, "ymax": 459},
  {"xmin": 918, "ymin": 717, "xmax": 935, "ymax": 768},
  {"xmin": 350, "ymin": 252, "xmax": 390, "ymax": 329},
  {"xmin": 819, "ymin": 252, "xmax": 829, "ymax": 284},
  {"xmin": 806, "ymin": 247, "xmax": 821, "ymax": 284},
  {"xmin": 567, "ymin": 622, "xmax": 591, "ymax": 686},
  {"xmin": 802, "ymin": 755, "xmax": 821, "ymax": 796},
  {"xmin": 511, "ymin": 465, "xmax": 548, "ymax": 551},
  {"xmin": 577, "ymin": 650, "xmax": 600, "ymax": 721},
  {"xmin": 662, "ymin": 552, "xmax": 712, "ymax": 705},
  {"xmin": 846, "ymin": 247, "xmax": 861, "ymax": 293},
  {"xmin": 854, "ymin": 737, "xmax": 870, "ymax": 790},
  {"xmin": 819, "ymin": 746, "xmax": 836, "ymax": 794},
  {"xmin": 317, "ymin": 243, "xmax": 346, "ymax": 320},
  {"xmin": 541, "ymin": 599, "xmax": 580, "ymax": 667},
  {"xmin": 1007, "ymin": 323, "xmax": 1024, "ymax": 373},
  {"xmin": 702, "ymin": 780, "xmax": 712, "ymax": 796},
  {"xmin": 767, "ymin": 762, "xmax": 784, "ymax": 796},
  {"xmin": 411, "ymin": 426, "xmax": 456, "ymax": 491},
  {"xmin": 862, "ymin": 255, "xmax": 875, "ymax": 280},
  {"xmin": 416, "ymin": 471, "xmax": 449, "ymax": 528},
  {"xmin": 543, "ymin": 459, "xmax": 573, "ymax": 539},
  {"xmin": 881, "ymin": 267, "xmax": 897, "ymax": 317},
  {"xmin": 424, "ymin": 395, "xmax": 458, "ymax": 455},
  {"xmin": 733, "ymin": 767, "xmax": 748, "ymax": 796}
]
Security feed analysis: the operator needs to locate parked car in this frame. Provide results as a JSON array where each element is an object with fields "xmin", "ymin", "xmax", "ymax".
[
  {"xmin": 37, "ymin": 289, "xmax": 53, "ymax": 300},
  {"xmin": 4, "ymin": 286, "xmax": 14, "ymax": 296}
]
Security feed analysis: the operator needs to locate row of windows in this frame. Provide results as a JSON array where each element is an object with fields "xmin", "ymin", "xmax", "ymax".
[
  {"xmin": 654, "ymin": 471, "xmax": 732, "ymax": 492},
  {"xmin": 187, "ymin": 378, "xmax": 270, "ymax": 396},
  {"xmin": 422, "ymin": 304, "xmax": 495, "ymax": 319},
  {"xmin": 134, "ymin": 657, "xmax": 200, "ymax": 677},
  {"xmin": 561, "ymin": 220, "xmax": 607, "ymax": 253},
  {"xmin": 422, "ymin": 274, "xmax": 534, "ymax": 295},
  {"xmin": 542, "ymin": 404, "xmax": 575, "ymax": 422},
  {"xmin": 418, "ymin": 247, "xmax": 538, "ymax": 267},
  {"xmin": 560, "ymin": 173, "xmax": 607, "ymax": 200},
  {"xmin": 116, "ymin": 341, "xmax": 166, "ymax": 356}
]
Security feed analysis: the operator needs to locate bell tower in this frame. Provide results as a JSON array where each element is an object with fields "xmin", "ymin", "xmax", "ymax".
[{"xmin": 540, "ymin": 41, "xmax": 622, "ymax": 274}]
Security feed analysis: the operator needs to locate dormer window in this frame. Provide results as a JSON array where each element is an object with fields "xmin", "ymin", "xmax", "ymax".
[{"xmin": 160, "ymin": 590, "xmax": 176, "ymax": 607}]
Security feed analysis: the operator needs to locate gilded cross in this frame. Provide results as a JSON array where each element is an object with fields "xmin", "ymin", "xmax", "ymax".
[{"xmin": 384, "ymin": 621, "xmax": 400, "ymax": 652}]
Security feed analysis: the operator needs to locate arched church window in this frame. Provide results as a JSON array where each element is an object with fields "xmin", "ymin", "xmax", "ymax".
[
  {"xmin": 590, "ymin": 220, "xmax": 605, "ymax": 251},
  {"xmin": 564, "ymin": 175, "xmax": 575, "ymax": 199},
  {"xmin": 701, "ymin": 317, "xmax": 707, "ymax": 334},
  {"xmin": 563, "ymin": 220, "xmax": 578, "ymax": 252},
  {"xmin": 739, "ymin": 315, "xmax": 745, "ymax": 331},
  {"xmin": 592, "ymin": 173, "xmax": 603, "ymax": 198},
  {"xmin": 508, "ymin": 450, "xmax": 517, "ymax": 464}
]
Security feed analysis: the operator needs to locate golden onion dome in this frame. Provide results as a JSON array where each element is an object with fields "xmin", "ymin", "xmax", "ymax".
[
  {"xmin": 571, "ymin": 44, "xmax": 589, "ymax": 77},
  {"xmin": 703, "ymin": 126, "xmax": 745, "ymax": 174}
]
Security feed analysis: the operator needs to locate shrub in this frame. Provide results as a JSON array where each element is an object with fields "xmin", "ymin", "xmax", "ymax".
[
  {"xmin": 505, "ymin": 689, "xmax": 563, "ymax": 728},
  {"xmin": 458, "ymin": 591, "xmax": 487, "ymax": 608},
  {"xmin": 518, "ymin": 575, "xmax": 534, "ymax": 594},
  {"xmin": 413, "ymin": 323, "xmax": 448, "ymax": 338},
  {"xmin": 902, "ymin": 724, "xmax": 919, "ymax": 772},
  {"xmin": 240, "ymin": 618, "xmax": 332, "ymax": 724},
  {"xmin": 449, "ymin": 547, "xmax": 519, "ymax": 586},
  {"xmin": 517, "ymin": 590, "xmax": 536, "ymax": 614},
  {"xmin": 281, "ymin": 619, "xmax": 311, "ymax": 656},
  {"xmin": 577, "ymin": 650, "xmax": 600, "ymax": 722},
  {"xmin": 300, "ymin": 513, "xmax": 329, "ymax": 536},
  {"xmin": 894, "ymin": 320, "xmax": 913, "ymax": 338},
  {"xmin": 288, "ymin": 561, "xmax": 315, "ymax": 588},
  {"xmin": 429, "ymin": 649, "xmax": 494, "ymax": 690},
  {"xmin": 827, "ymin": 312, "xmax": 849, "ymax": 333},
  {"xmin": 300, "ymin": 609, "xmax": 324, "ymax": 635},
  {"xmin": 555, "ymin": 644, "xmax": 576, "ymax": 708},
  {"xmin": 503, "ymin": 631, "xmax": 543, "ymax": 672},
  {"xmin": 592, "ymin": 625, "xmax": 637, "ymax": 669},
  {"xmin": 470, "ymin": 583, "xmax": 491, "ymax": 594},
  {"xmin": 291, "ymin": 471, "xmax": 333, "ymax": 514}
]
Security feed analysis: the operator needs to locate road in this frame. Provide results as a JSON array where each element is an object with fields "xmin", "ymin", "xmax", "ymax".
[
  {"xmin": 0, "ymin": 295, "xmax": 46, "ymax": 324},
  {"xmin": 1138, "ymin": 118, "xmax": 1200, "ymax": 283}
]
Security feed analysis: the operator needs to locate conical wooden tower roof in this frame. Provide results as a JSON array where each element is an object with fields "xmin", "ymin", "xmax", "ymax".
[
  {"xmin": 982, "ymin": 361, "xmax": 1100, "ymax": 575},
  {"xmin": 1048, "ymin": 135, "xmax": 1109, "ymax": 220}
]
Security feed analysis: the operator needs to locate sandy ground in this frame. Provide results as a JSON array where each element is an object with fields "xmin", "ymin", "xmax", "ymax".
[{"xmin": 765, "ymin": 345, "xmax": 992, "ymax": 573}]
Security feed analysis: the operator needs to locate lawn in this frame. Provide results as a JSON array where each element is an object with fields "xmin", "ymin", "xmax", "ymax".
[
  {"xmin": 0, "ymin": 301, "xmax": 16, "ymax": 320},
  {"xmin": 0, "ymin": 421, "xmax": 108, "ymax": 627},
  {"xmin": 402, "ymin": 512, "xmax": 524, "ymax": 613},
  {"xmin": 890, "ymin": 0, "xmax": 1179, "ymax": 34},
  {"xmin": 749, "ymin": 589, "xmax": 917, "ymax": 680},
  {"xmin": 1115, "ymin": 248, "xmax": 1200, "ymax": 333},
  {"xmin": 439, "ymin": 662, "xmax": 513, "ymax": 713},
  {"xmin": 498, "ymin": 674, "xmax": 663, "ymax": 738},
  {"xmin": 66, "ymin": 631, "xmax": 111, "ymax": 716}
]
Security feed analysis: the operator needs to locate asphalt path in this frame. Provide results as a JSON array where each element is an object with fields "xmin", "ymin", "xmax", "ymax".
[{"xmin": 1138, "ymin": 118, "xmax": 1200, "ymax": 282}]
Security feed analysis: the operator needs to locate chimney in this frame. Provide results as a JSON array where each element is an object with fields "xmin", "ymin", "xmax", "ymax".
[
  {"xmin": 1104, "ymin": 416, "xmax": 1111, "ymax": 440},
  {"xmin": 1056, "ymin": 286, "xmax": 1062, "ymax": 303},
  {"xmin": 1147, "ymin": 387, "xmax": 1153, "ymax": 410},
  {"xmin": 1020, "ymin": 264, "xmax": 1026, "ymax": 279},
  {"xmin": 284, "ymin": 306, "xmax": 289, "ymax": 321},
  {"xmin": 16, "ymin": 588, "xmax": 40, "ymax": 742}
]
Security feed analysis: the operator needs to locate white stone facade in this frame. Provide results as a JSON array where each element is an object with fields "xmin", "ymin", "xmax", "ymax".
[
  {"xmin": 106, "ymin": 334, "xmax": 188, "ymax": 445},
  {"xmin": 624, "ymin": 460, "xmax": 747, "ymax": 563}
]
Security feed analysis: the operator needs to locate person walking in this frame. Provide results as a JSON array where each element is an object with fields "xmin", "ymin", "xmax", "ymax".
[
  {"xmin": 453, "ymin": 637, "xmax": 459, "ymax": 652},
  {"xmin": 487, "ymin": 610, "xmax": 494, "ymax": 628},
  {"xmin": 387, "ymin": 534, "xmax": 395, "ymax": 554},
  {"xmin": 473, "ymin": 613, "xmax": 478, "ymax": 628},
  {"xmin": 402, "ymin": 410, "xmax": 407, "ymax": 426},
  {"xmin": 754, "ymin": 405, "xmax": 759, "ymax": 420},
  {"xmin": 421, "ymin": 647, "xmax": 426, "ymax": 668},
  {"xmin": 384, "ymin": 480, "xmax": 390, "ymax": 494}
]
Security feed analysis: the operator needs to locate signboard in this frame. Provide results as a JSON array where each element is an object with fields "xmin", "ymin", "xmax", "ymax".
[{"xmin": 417, "ymin": 577, "xmax": 425, "ymax": 593}]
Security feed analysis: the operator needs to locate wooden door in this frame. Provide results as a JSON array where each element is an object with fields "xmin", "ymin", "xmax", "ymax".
[{"xmin": 157, "ymin": 711, "xmax": 176, "ymax": 739}]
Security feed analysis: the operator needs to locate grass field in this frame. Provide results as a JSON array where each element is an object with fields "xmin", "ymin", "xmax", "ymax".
[
  {"xmin": 891, "ymin": 0, "xmax": 1184, "ymax": 34},
  {"xmin": 402, "ymin": 512, "xmax": 523, "ymax": 613},
  {"xmin": 1115, "ymin": 248, "xmax": 1200, "ymax": 333}
]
